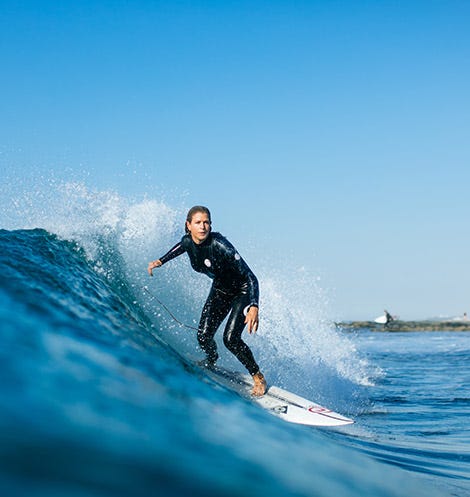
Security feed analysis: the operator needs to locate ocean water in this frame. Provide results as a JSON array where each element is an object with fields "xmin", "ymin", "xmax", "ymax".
[{"xmin": 0, "ymin": 182, "xmax": 468, "ymax": 497}]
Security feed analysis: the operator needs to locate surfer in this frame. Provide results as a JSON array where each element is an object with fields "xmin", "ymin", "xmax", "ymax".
[
  {"xmin": 384, "ymin": 310, "xmax": 394, "ymax": 325},
  {"xmin": 147, "ymin": 206, "xmax": 267, "ymax": 397}
]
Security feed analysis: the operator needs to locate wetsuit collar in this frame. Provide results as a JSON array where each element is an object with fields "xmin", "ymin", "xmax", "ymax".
[{"xmin": 189, "ymin": 231, "xmax": 212, "ymax": 246}]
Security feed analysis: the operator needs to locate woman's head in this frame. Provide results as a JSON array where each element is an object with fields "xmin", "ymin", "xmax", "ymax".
[{"xmin": 185, "ymin": 206, "xmax": 212, "ymax": 243}]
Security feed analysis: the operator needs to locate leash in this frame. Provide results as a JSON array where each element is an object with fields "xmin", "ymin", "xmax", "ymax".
[{"xmin": 142, "ymin": 286, "xmax": 199, "ymax": 331}]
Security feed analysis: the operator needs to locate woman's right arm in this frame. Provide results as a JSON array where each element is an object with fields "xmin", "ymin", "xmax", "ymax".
[
  {"xmin": 147, "ymin": 240, "xmax": 186, "ymax": 276},
  {"xmin": 147, "ymin": 259, "xmax": 163, "ymax": 276}
]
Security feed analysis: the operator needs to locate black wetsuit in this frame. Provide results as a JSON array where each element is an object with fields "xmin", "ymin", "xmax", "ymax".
[{"xmin": 159, "ymin": 232, "xmax": 260, "ymax": 375}]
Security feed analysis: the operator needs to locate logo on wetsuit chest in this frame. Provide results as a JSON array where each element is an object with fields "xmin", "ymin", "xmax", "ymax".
[{"xmin": 203, "ymin": 252, "xmax": 239, "ymax": 269}]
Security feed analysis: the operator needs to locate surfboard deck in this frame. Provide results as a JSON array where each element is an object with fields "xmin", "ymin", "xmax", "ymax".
[{"xmin": 201, "ymin": 365, "xmax": 354, "ymax": 427}]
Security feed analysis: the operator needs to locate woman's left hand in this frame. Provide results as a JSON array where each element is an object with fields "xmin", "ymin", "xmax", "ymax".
[{"xmin": 245, "ymin": 306, "xmax": 259, "ymax": 334}]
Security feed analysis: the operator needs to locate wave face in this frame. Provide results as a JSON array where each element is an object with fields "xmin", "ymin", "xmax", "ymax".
[{"xmin": 0, "ymin": 181, "xmax": 463, "ymax": 497}]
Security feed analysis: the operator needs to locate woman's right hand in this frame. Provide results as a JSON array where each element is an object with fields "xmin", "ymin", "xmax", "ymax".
[{"xmin": 147, "ymin": 259, "xmax": 162, "ymax": 276}]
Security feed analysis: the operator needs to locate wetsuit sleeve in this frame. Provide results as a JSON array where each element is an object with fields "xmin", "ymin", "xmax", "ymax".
[
  {"xmin": 158, "ymin": 239, "xmax": 186, "ymax": 265},
  {"xmin": 240, "ymin": 262, "xmax": 259, "ymax": 307},
  {"xmin": 216, "ymin": 235, "xmax": 259, "ymax": 307}
]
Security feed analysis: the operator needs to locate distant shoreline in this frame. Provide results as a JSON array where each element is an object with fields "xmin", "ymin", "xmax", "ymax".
[{"xmin": 337, "ymin": 320, "xmax": 470, "ymax": 332}]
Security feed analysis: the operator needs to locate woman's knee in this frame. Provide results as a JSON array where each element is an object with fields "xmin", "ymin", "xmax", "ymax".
[{"xmin": 223, "ymin": 330, "xmax": 242, "ymax": 352}]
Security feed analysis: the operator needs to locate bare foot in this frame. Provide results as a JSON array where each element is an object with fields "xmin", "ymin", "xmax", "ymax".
[{"xmin": 251, "ymin": 372, "xmax": 267, "ymax": 397}]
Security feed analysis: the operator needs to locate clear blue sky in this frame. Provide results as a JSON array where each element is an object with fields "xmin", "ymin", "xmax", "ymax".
[{"xmin": 1, "ymin": 0, "xmax": 470, "ymax": 320}]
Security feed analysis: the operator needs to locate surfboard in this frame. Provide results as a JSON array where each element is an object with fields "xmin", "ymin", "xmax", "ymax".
[
  {"xmin": 374, "ymin": 315, "xmax": 387, "ymax": 324},
  {"xmin": 202, "ymin": 366, "xmax": 354, "ymax": 427}
]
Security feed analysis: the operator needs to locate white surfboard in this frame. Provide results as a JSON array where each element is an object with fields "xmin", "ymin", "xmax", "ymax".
[
  {"xmin": 374, "ymin": 315, "xmax": 387, "ymax": 324},
  {"xmin": 203, "ymin": 366, "xmax": 354, "ymax": 427}
]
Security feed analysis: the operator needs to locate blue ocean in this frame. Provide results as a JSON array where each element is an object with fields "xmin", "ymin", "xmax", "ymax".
[{"xmin": 0, "ymin": 182, "xmax": 468, "ymax": 497}]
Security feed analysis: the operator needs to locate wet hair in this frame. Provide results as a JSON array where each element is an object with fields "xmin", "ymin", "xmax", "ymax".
[{"xmin": 185, "ymin": 206, "xmax": 212, "ymax": 234}]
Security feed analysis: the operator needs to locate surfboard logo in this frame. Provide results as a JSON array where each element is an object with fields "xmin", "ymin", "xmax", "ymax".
[
  {"xmin": 308, "ymin": 406, "xmax": 332, "ymax": 414},
  {"xmin": 272, "ymin": 405, "xmax": 288, "ymax": 414},
  {"xmin": 204, "ymin": 258, "xmax": 212, "ymax": 267}
]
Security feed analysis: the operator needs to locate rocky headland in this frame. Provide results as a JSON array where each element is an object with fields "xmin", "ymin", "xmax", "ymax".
[{"xmin": 337, "ymin": 320, "xmax": 470, "ymax": 332}]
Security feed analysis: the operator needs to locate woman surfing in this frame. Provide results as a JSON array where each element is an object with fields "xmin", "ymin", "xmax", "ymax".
[{"xmin": 148, "ymin": 206, "xmax": 266, "ymax": 396}]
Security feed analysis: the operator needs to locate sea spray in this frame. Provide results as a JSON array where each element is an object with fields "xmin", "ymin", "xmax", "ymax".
[{"xmin": 251, "ymin": 266, "xmax": 378, "ymax": 413}]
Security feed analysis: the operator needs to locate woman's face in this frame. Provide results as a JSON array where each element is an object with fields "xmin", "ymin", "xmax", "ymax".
[{"xmin": 186, "ymin": 211, "xmax": 211, "ymax": 244}]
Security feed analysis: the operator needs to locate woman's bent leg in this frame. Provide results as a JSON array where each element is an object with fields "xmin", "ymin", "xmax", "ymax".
[
  {"xmin": 223, "ymin": 294, "xmax": 260, "ymax": 376},
  {"xmin": 198, "ymin": 288, "xmax": 231, "ymax": 366}
]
